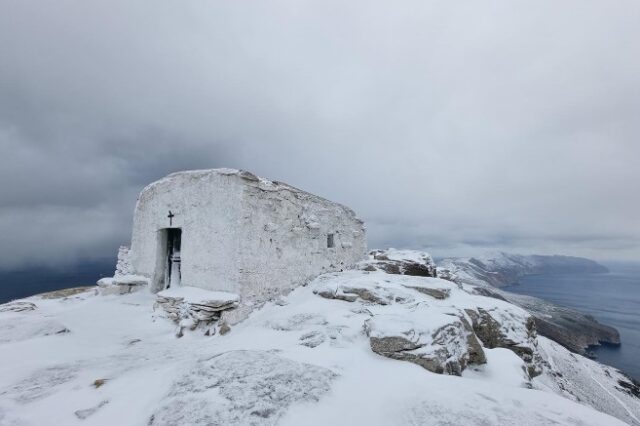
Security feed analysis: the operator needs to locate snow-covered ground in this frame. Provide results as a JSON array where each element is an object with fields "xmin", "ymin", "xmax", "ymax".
[{"xmin": 0, "ymin": 264, "xmax": 638, "ymax": 425}]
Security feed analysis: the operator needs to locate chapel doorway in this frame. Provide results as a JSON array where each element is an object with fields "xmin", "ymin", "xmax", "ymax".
[{"xmin": 164, "ymin": 228, "xmax": 181, "ymax": 289}]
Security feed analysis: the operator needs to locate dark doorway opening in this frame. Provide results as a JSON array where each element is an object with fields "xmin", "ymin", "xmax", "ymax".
[{"xmin": 165, "ymin": 228, "xmax": 181, "ymax": 289}]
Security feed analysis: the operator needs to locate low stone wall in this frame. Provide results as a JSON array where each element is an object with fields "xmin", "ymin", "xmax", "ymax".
[{"xmin": 154, "ymin": 287, "xmax": 239, "ymax": 337}]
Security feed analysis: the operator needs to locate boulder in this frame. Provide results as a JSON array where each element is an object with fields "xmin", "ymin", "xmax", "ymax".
[
  {"xmin": 364, "ymin": 310, "xmax": 486, "ymax": 375},
  {"xmin": 361, "ymin": 249, "xmax": 438, "ymax": 277},
  {"xmin": 465, "ymin": 307, "xmax": 540, "ymax": 376}
]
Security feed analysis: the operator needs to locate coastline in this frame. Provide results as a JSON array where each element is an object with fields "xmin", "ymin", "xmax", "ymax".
[{"xmin": 503, "ymin": 266, "xmax": 640, "ymax": 381}]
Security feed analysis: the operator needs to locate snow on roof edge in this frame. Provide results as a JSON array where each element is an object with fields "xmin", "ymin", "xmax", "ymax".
[{"xmin": 138, "ymin": 168, "xmax": 362, "ymax": 220}]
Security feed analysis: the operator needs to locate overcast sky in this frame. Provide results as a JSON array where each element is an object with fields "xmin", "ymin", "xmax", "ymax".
[{"xmin": 1, "ymin": 0, "xmax": 639, "ymax": 269}]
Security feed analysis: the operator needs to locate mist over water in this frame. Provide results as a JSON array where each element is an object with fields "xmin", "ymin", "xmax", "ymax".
[{"xmin": 505, "ymin": 262, "xmax": 640, "ymax": 381}]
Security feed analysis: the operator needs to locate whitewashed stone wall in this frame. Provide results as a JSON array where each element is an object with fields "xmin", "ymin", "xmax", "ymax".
[
  {"xmin": 129, "ymin": 169, "xmax": 367, "ymax": 311},
  {"xmin": 114, "ymin": 246, "xmax": 132, "ymax": 277}
]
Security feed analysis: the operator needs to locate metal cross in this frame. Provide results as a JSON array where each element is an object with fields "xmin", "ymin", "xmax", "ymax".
[{"xmin": 168, "ymin": 210, "xmax": 175, "ymax": 227}]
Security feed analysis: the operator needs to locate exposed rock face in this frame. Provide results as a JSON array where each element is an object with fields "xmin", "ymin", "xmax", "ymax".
[
  {"xmin": 402, "ymin": 284, "xmax": 450, "ymax": 300},
  {"xmin": 440, "ymin": 254, "xmax": 620, "ymax": 354},
  {"xmin": 470, "ymin": 286, "xmax": 620, "ymax": 354},
  {"xmin": 313, "ymin": 275, "xmax": 416, "ymax": 305},
  {"xmin": 465, "ymin": 307, "xmax": 540, "ymax": 376},
  {"xmin": 365, "ymin": 312, "xmax": 486, "ymax": 375},
  {"xmin": 617, "ymin": 378, "xmax": 640, "ymax": 399},
  {"xmin": 311, "ymin": 271, "xmax": 537, "ymax": 376},
  {"xmin": 361, "ymin": 249, "xmax": 438, "ymax": 277}
]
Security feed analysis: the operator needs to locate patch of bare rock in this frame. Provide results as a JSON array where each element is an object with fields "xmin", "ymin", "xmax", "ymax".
[
  {"xmin": 361, "ymin": 248, "xmax": 438, "ymax": 277},
  {"xmin": 311, "ymin": 267, "xmax": 539, "ymax": 377}
]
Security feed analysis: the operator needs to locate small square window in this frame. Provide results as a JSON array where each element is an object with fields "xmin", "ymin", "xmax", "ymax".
[{"xmin": 327, "ymin": 234, "xmax": 335, "ymax": 248}]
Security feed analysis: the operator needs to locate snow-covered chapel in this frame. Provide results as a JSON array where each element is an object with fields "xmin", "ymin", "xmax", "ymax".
[{"xmin": 101, "ymin": 169, "xmax": 367, "ymax": 323}]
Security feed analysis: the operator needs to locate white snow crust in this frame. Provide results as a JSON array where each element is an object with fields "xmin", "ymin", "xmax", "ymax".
[{"xmin": 0, "ymin": 260, "xmax": 637, "ymax": 426}]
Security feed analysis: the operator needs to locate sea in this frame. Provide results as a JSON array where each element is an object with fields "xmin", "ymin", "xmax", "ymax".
[
  {"xmin": 505, "ymin": 262, "xmax": 640, "ymax": 381},
  {"xmin": 0, "ymin": 259, "xmax": 114, "ymax": 305}
]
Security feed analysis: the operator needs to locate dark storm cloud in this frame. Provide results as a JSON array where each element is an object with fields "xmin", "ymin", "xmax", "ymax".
[{"xmin": 1, "ymin": 0, "xmax": 639, "ymax": 269}]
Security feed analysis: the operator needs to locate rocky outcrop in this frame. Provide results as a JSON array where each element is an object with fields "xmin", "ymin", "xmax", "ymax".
[
  {"xmin": 469, "ymin": 286, "xmax": 621, "ymax": 354},
  {"xmin": 364, "ymin": 312, "xmax": 486, "ymax": 375},
  {"xmin": 617, "ymin": 377, "xmax": 640, "ymax": 399},
  {"xmin": 402, "ymin": 283, "xmax": 450, "ymax": 299},
  {"xmin": 313, "ymin": 275, "xmax": 416, "ymax": 305},
  {"xmin": 465, "ymin": 307, "xmax": 540, "ymax": 376},
  {"xmin": 361, "ymin": 249, "xmax": 438, "ymax": 277},
  {"xmin": 310, "ymin": 271, "xmax": 537, "ymax": 376}
]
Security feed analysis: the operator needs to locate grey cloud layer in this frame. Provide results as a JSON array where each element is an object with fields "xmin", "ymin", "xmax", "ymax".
[{"xmin": 1, "ymin": 0, "xmax": 639, "ymax": 268}]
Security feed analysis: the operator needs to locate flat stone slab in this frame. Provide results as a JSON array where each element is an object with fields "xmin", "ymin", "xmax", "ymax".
[
  {"xmin": 98, "ymin": 275, "xmax": 148, "ymax": 295},
  {"xmin": 158, "ymin": 286, "xmax": 239, "ymax": 307},
  {"xmin": 98, "ymin": 275, "xmax": 149, "ymax": 287}
]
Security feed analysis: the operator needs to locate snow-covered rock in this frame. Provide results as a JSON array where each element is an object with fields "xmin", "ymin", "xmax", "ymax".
[
  {"xmin": 0, "ymin": 315, "xmax": 69, "ymax": 344},
  {"xmin": 364, "ymin": 309, "xmax": 486, "ymax": 375},
  {"xmin": 361, "ymin": 248, "xmax": 438, "ymax": 277},
  {"xmin": 533, "ymin": 336, "xmax": 640, "ymax": 426},
  {"xmin": 97, "ymin": 274, "xmax": 149, "ymax": 295},
  {"xmin": 0, "ymin": 301, "xmax": 37, "ymax": 313},
  {"xmin": 465, "ymin": 307, "xmax": 538, "ymax": 373},
  {"xmin": 155, "ymin": 287, "xmax": 240, "ymax": 336},
  {"xmin": 0, "ymin": 252, "xmax": 638, "ymax": 426},
  {"xmin": 149, "ymin": 350, "xmax": 336, "ymax": 426}
]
